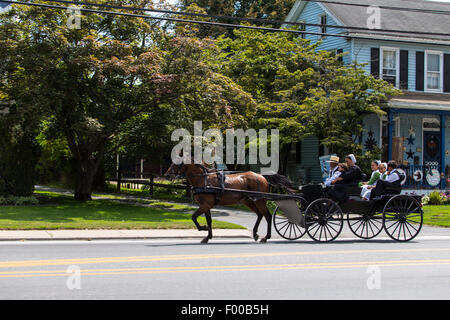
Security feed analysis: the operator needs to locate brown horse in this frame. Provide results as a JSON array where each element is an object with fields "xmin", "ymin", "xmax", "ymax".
[{"xmin": 164, "ymin": 160, "xmax": 294, "ymax": 243}]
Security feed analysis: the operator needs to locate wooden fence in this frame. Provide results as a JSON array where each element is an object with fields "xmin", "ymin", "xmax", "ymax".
[{"xmin": 106, "ymin": 171, "xmax": 191, "ymax": 198}]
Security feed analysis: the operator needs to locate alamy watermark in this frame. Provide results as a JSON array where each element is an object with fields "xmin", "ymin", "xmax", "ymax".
[
  {"xmin": 67, "ymin": 6, "xmax": 81, "ymax": 30},
  {"xmin": 171, "ymin": 121, "xmax": 279, "ymax": 175},
  {"xmin": 66, "ymin": 265, "xmax": 81, "ymax": 290},
  {"xmin": 366, "ymin": 265, "xmax": 381, "ymax": 290}
]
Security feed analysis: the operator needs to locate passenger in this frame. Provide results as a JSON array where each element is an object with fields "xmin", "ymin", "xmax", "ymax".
[
  {"xmin": 324, "ymin": 156, "xmax": 340, "ymax": 187},
  {"xmin": 328, "ymin": 154, "xmax": 362, "ymax": 203},
  {"xmin": 361, "ymin": 160, "xmax": 382, "ymax": 200},
  {"xmin": 370, "ymin": 160, "xmax": 403, "ymax": 199},
  {"xmin": 332, "ymin": 154, "xmax": 362, "ymax": 185}
]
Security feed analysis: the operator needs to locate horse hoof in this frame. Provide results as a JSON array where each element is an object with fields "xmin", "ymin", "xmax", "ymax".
[
  {"xmin": 259, "ymin": 238, "xmax": 268, "ymax": 243},
  {"xmin": 253, "ymin": 234, "xmax": 259, "ymax": 242},
  {"xmin": 200, "ymin": 237, "xmax": 209, "ymax": 244}
]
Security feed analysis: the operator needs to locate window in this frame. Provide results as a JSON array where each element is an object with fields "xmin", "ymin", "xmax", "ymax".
[
  {"xmin": 380, "ymin": 47, "xmax": 399, "ymax": 87},
  {"xmin": 425, "ymin": 51, "xmax": 443, "ymax": 92},
  {"xmin": 319, "ymin": 14, "xmax": 327, "ymax": 39},
  {"xmin": 299, "ymin": 20, "xmax": 306, "ymax": 39}
]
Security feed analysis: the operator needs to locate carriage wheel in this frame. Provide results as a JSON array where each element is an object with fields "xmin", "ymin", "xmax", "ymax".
[
  {"xmin": 347, "ymin": 211, "xmax": 383, "ymax": 240},
  {"xmin": 305, "ymin": 198, "xmax": 343, "ymax": 242},
  {"xmin": 382, "ymin": 195, "xmax": 423, "ymax": 242},
  {"xmin": 273, "ymin": 198, "xmax": 307, "ymax": 241}
]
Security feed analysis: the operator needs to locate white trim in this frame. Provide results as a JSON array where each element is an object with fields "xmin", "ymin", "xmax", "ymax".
[
  {"xmin": 380, "ymin": 46, "xmax": 400, "ymax": 88},
  {"xmin": 424, "ymin": 50, "xmax": 444, "ymax": 93}
]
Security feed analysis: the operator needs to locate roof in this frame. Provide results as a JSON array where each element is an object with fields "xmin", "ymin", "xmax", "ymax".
[
  {"xmin": 388, "ymin": 92, "xmax": 450, "ymax": 111},
  {"xmin": 287, "ymin": 0, "xmax": 450, "ymax": 45}
]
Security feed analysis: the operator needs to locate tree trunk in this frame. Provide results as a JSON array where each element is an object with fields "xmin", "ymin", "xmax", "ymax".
[{"xmin": 74, "ymin": 166, "xmax": 95, "ymax": 201}]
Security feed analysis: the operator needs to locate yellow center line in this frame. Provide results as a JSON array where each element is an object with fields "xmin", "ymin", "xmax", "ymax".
[
  {"xmin": 1, "ymin": 248, "xmax": 450, "ymax": 268},
  {"xmin": 0, "ymin": 259, "xmax": 449, "ymax": 278}
]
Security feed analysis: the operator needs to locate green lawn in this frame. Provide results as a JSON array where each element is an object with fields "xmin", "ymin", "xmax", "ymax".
[
  {"xmin": 0, "ymin": 191, "xmax": 244, "ymax": 230},
  {"xmin": 423, "ymin": 205, "xmax": 450, "ymax": 227}
]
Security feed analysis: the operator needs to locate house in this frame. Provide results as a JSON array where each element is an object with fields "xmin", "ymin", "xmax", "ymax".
[{"xmin": 284, "ymin": 0, "xmax": 450, "ymax": 190}]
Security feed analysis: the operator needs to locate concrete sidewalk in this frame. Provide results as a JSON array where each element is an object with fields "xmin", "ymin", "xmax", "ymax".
[{"xmin": 0, "ymin": 229, "xmax": 251, "ymax": 241}]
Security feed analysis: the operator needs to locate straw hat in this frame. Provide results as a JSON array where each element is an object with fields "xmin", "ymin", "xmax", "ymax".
[{"xmin": 327, "ymin": 156, "xmax": 340, "ymax": 164}]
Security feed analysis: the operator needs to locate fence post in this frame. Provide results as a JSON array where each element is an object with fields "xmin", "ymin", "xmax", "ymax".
[
  {"xmin": 150, "ymin": 174, "xmax": 154, "ymax": 196},
  {"xmin": 117, "ymin": 169, "xmax": 122, "ymax": 192}
]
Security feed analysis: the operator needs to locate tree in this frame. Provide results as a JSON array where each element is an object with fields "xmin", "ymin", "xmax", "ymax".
[
  {"xmin": 0, "ymin": 1, "xmax": 255, "ymax": 199},
  {"xmin": 178, "ymin": 0, "xmax": 296, "ymax": 38},
  {"xmin": 0, "ymin": 1, "xmax": 172, "ymax": 200},
  {"xmin": 218, "ymin": 28, "xmax": 401, "ymax": 173}
]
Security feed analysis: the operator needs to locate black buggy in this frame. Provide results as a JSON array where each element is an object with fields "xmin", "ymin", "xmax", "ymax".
[{"xmin": 272, "ymin": 184, "xmax": 424, "ymax": 243}]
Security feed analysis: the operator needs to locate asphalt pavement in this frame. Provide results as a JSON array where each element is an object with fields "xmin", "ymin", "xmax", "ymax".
[{"xmin": 0, "ymin": 235, "xmax": 449, "ymax": 300}]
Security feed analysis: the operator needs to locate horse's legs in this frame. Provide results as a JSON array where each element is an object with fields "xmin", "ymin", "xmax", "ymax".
[
  {"xmin": 200, "ymin": 210, "xmax": 213, "ymax": 243},
  {"xmin": 192, "ymin": 207, "xmax": 210, "ymax": 231},
  {"xmin": 256, "ymin": 199, "xmax": 272, "ymax": 243},
  {"xmin": 242, "ymin": 199, "xmax": 262, "ymax": 242}
]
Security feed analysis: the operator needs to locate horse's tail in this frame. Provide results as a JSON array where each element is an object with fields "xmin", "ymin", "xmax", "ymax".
[{"xmin": 263, "ymin": 174, "xmax": 296, "ymax": 194}]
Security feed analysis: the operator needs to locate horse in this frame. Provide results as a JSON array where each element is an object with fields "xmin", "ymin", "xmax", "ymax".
[{"xmin": 164, "ymin": 159, "xmax": 295, "ymax": 243}]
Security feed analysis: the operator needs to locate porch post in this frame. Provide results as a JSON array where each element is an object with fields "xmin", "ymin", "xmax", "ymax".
[
  {"xmin": 441, "ymin": 114, "xmax": 446, "ymax": 190},
  {"xmin": 388, "ymin": 110, "xmax": 393, "ymax": 161}
]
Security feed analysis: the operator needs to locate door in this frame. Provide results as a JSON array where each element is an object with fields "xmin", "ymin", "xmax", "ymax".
[{"xmin": 423, "ymin": 131, "xmax": 441, "ymax": 168}]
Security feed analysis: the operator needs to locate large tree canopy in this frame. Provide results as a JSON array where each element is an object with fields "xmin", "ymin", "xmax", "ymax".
[
  {"xmin": 0, "ymin": 1, "xmax": 255, "ymax": 200},
  {"xmin": 178, "ymin": 0, "xmax": 296, "ymax": 38},
  {"xmin": 217, "ymin": 28, "xmax": 401, "ymax": 172}
]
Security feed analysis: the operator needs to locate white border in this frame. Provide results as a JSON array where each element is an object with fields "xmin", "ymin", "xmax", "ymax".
[
  {"xmin": 424, "ymin": 50, "xmax": 444, "ymax": 93},
  {"xmin": 380, "ymin": 46, "xmax": 400, "ymax": 88}
]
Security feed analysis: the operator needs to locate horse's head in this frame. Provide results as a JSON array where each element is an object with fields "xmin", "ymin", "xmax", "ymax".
[
  {"xmin": 164, "ymin": 161, "xmax": 186, "ymax": 179},
  {"xmin": 164, "ymin": 156, "xmax": 211, "ymax": 180}
]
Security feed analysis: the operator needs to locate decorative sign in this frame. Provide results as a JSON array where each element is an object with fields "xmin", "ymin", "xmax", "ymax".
[
  {"xmin": 397, "ymin": 168, "xmax": 407, "ymax": 185},
  {"xmin": 413, "ymin": 170, "xmax": 423, "ymax": 182},
  {"xmin": 426, "ymin": 169, "xmax": 441, "ymax": 187}
]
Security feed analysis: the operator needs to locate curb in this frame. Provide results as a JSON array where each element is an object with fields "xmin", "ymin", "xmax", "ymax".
[{"xmin": 0, "ymin": 229, "xmax": 252, "ymax": 241}]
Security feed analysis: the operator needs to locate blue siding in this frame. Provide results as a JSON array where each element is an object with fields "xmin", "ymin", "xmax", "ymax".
[
  {"xmin": 352, "ymin": 40, "xmax": 450, "ymax": 91},
  {"xmin": 362, "ymin": 113, "xmax": 381, "ymax": 149},
  {"xmin": 296, "ymin": 1, "xmax": 352, "ymax": 64}
]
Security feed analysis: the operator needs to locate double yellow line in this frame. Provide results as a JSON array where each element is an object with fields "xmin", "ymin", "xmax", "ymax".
[
  {"xmin": 1, "ymin": 248, "xmax": 449, "ymax": 269},
  {"xmin": 0, "ymin": 248, "xmax": 449, "ymax": 278},
  {"xmin": 1, "ymin": 259, "xmax": 450, "ymax": 278}
]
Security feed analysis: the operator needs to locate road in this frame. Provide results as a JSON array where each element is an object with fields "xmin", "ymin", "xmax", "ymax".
[{"xmin": 0, "ymin": 235, "xmax": 449, "ymax": 300}]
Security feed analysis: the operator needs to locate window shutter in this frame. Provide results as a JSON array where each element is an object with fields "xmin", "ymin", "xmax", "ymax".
[
  {"xmin": 400, "ymin": 50, "xmax": 409, "ymax": 90},
  {"xmin": 444, "ymin": 54, "xmax": 450, "ymax": 93},
  {"xmin": 371, "ymin": 48, "xmax": 380, "ymax": 78},
  {"xmin": 416, "ymin": 51, "xmax": 424, "ymax": 91}
]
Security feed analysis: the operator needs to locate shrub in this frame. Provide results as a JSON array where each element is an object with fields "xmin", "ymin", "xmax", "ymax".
[
  {"xmin": 0, "ymin": 196, "xmax": 39, "ymax": 206},
  {"xmin": 428, "ymin": 191, "xmax": 444, "ymax": 205}
]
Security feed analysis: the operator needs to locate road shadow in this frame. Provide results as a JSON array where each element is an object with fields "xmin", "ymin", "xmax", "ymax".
[{"xmin": 144, "ymin": 238, "xmax": 406, "ymax": 247}]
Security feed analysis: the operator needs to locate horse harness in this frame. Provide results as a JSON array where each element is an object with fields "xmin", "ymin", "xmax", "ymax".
[{"xmin": 190, "ymin": 165, "xmax": 260, "ymax": 204}]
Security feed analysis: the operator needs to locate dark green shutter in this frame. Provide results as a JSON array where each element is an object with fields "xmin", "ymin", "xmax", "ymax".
[
  {"xmin": 444, "ymin": 54, "xmax": 450, "ymax": 93},
  {"xmin": 416, "ymin": 51, "xmax": 424, "ymax": 91},
  {"xmin": 400, "ymin": 50, "xmax": 409, "ymax": 90},
  {"xmin": 371, "ymin": 48, "xmax": 380, "ymax": 78}
]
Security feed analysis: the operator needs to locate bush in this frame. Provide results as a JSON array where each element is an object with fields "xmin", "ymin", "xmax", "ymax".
[
  {"xmin": 427, "ymin": 191, "xmax": 444, "ymax": 205},
  {"xmin": 0, "ymin": 196, "xmax": 39, "ymax": 206}
]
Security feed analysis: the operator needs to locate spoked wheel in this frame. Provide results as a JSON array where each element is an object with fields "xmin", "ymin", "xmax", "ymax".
[
  {"xmin": 273, "ymin": 198, "xmax": 308, "ymax": 240},
  {"xmin": 347, "ymin": 211, "xmax": 383, "ymax": 239},
  {"xmin": 305, "ymin": 198, "xmax": 343, "ymax": 242},
  {"xmin": 382, "ymin": 195, "xmax": 423, "ymax": 242}
]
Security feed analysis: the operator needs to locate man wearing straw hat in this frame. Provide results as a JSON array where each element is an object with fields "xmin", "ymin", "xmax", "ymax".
[{"xmin": 324, "ymin": 155, "xmax": 341, "ymax": 187}]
